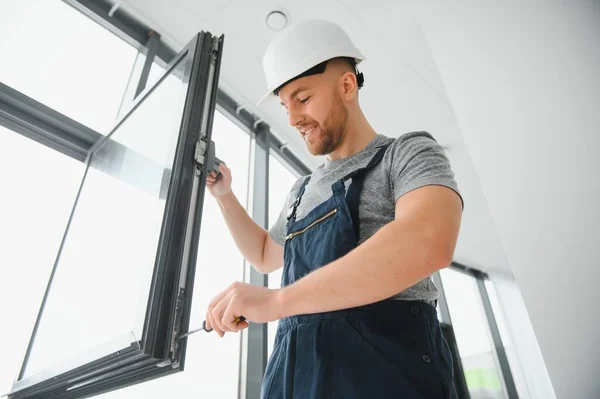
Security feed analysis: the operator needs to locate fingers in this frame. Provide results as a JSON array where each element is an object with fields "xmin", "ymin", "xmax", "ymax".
[
  {"xmin": 207, "ymin": 164, "xmax": 227, "ymax": 180},
  {"xmin": 206, "ymin": 289, "xmax": 230, "ymax": 337},
  {"xmin": 222, "ymin": 302, "xmax": 243, "ymax": 332},
  {"xmin": 205, "ymin": 282, "xmax": 251, "ymax": 337},
  {"xmin": 207, "ymin": 289, "xmax": 239, "ymax": 337},
  {"xmin": 212, "ymin": 298, "xmax": 234, "ymax": 334},
  {"xmin": 236, "ymin": 320, "xmax": 249, "ymax": 331},
  {"xmin": 205, "ymin": 310, "xmax": 224, "ymax": 337},
  {"xmin": 206, "ymin": 171, "xmax": 221, "ymax": 192},
  {"xmin": 206, "ymin": 311, "xmax": 247, "ymax": 337},
  {"xmin": 206, "ymin": 170, "xmax": 218, "ymax": 182}
]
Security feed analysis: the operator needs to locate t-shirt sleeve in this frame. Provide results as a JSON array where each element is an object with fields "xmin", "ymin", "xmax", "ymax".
[
  {"xmin": 388, "ymin": 131, "xmax": 464, "ymax": 209},
  {"xmin": 268, "ymin": 176, "xmax": 307, "ymax": 246}
]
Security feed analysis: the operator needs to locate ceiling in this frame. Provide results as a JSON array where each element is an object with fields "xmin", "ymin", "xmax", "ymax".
[{"xmin": 113, "ymin": 0, "xmax": 514, "ymax": 277}]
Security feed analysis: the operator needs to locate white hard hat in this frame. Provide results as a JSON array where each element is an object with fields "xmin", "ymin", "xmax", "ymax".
[{"xmin": 258, "ymin": 19, "xmax": 365, "ymax": 105}]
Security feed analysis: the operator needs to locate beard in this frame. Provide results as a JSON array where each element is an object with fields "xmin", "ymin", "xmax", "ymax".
[{"xmin": 305, "ymin": 92, "xmax": 348, "ymax": 156}]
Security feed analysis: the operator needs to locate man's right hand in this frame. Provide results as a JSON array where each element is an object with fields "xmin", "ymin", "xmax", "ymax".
[{"xmin": 206, "ymin": 163, "xmax": 233, "ymax": 198}]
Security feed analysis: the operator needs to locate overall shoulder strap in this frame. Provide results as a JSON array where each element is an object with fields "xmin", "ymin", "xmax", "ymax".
[
  {"xmin": 344, "ymin": 144, "xmax": 391, "ymax": 238},
  {"xmin": 341, "ymin": 144, "xmax": 391, "ymax": 183}
]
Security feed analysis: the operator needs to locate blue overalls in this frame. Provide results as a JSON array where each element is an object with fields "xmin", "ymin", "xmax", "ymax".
[{"xmin": 261, "ymin": 145, "xmax": 457, "ymax": 398}]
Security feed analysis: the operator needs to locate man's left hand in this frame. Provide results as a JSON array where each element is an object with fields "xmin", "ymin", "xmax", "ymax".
[{"xmin": 205, "ymin": 282, "xmax": 282, "ymax": 337}]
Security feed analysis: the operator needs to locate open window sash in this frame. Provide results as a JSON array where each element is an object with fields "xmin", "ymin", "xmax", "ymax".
[{"xmin": 7, "ymin": 31, "xmax": 223, "ymax": 399}]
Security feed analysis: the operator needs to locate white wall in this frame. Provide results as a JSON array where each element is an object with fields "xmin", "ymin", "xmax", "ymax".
[{"xmin": 414, "ymin": 2, "xmax": 600, "ymax": 397}]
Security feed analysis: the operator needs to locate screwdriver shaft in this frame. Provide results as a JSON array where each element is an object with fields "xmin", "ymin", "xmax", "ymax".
[{"xmin": 179, "ymin": 317, "xmax": 245, "ymax": 339}]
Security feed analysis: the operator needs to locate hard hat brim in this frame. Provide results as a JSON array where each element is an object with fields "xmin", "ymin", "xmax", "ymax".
[{"xmin": 257, "ymin": 91, "xmax": 275, "ymax": 106}]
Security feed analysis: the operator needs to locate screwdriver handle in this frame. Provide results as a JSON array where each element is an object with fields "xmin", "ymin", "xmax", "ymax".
[{"xmin": 203, "ymin": 316, "xmax": 245, "ymax": 333}]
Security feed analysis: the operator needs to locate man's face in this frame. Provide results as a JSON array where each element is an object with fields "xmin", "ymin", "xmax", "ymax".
[{"xmin": 278, "ymin": 68, "xmax": 349, "ymax": 156}]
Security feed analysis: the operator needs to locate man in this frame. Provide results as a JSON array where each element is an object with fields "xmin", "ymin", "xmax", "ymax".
[{"xmin": 204, "ymin": 19, "xmax": 463, "ymax": 398}]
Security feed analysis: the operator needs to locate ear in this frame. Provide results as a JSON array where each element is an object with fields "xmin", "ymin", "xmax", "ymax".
[{"xmin": 340, "ymin": 71, "xmax": 358, "ymax": 101}]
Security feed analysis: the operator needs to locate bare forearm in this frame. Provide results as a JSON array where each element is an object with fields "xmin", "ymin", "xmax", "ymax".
[
  {"xmin": 216, "ymin": 192, "xmax": 268, "ymax": 270},
  {"xmin": 277, "ymin": 218, "xmax": 451, "ymax": 318}
]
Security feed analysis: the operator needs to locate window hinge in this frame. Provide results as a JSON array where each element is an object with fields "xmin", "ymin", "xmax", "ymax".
[
  {"xmin": 166, "ymin": 287, "xmax": 186, "ymax": 363},
  {"xmin": 211, "ymin": 36, "xmax": 220, "ymax": 61}
]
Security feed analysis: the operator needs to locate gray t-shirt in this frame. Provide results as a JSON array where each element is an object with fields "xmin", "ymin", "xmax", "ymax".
[{"xmin": 269, "ymin": 131, "xmax": 463, "ymax": 304}]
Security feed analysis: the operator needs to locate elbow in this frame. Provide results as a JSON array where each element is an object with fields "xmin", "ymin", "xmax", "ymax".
[
  {"xmin": 251, "ymin": 263, "xmax": 281, "ymax": 275},
  {"xmin": 419, "ymin": 223, "xmax": 459, "ymax": 273},
  {"xmin": 434, "ymin": 252, "xmax": 453, "ymax": 271},
  {"xmin": 252, "ymin": 235, "xmax": 268, "ymax": 274},
  {"xmin": 247, "ymin": 252, "xmax": 268, "ymax": 274},
  {"xmin": 233, "ymin": 232, "xmax": 266, "ymax": 274},
  {"xmin": 249, "ymin": 231, "xmax": 284, "ymax": 274},
  {"xmin": 251, "ymin": 263, "xmax": 270, "ymax": 274},
  {"xmin": 416, "ymin": 232, "xmax": 455, "ymax": 274},
  {"xmin": 427, "ymin": 242, "xmax": 455, "ymax": 273}
]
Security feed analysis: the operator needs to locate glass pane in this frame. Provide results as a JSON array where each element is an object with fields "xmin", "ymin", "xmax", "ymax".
[
  {"xmin": 115, "ymin": 51, "xmax": 146, "ymax": 121},
  {"xmin": 0, "ymin": 128, "xmax": 84, "ymax": 394},
  {"xmin": 0, "ymin": 0, "xmax": 137, "ymax": 133},
  {"xmin": 440, "ymin": 269, "xmax": 507, "ymax": 399},
  {"xmin": 267, "ymin": 154, "xmax": 300, "ymax": 357},
  {"xmin": 148, "ymin": 62, "xmax": 167, "ymax": 90},
  {"xmin": 95, "ymin": 110, "xmax": 251, "ymax": 399},
  {"xmin": 485, "ymin": 280, "xmax": 528, "ymax": 399},
  {"xmin": 21, "ymin": 54, "xmax": 192, "ymax": 379}
]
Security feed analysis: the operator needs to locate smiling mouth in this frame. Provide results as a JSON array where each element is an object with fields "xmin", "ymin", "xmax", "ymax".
[{"xmin": 302, "ymin": 126, "xmax": 317, "ymax": 139}]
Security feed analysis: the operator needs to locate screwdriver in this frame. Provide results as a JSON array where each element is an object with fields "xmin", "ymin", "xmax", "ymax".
[{"xmin": 179, "ymin": 316, "xmax": 246, "ymax": 339}]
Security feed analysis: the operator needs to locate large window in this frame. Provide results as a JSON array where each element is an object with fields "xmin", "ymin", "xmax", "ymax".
[
  {"xmin": 21, "ymin": 51, "xmax": 192, "ymax": 381},
  {"xmin": 0, "ymin": 127, "xmax": 85, "ymax": 394},
  {"xmin": 266, "ymin": 154, "xmax": 300, "ymax": 357},
  {"xmin": 440, "ymin": 268, "xmax": 508, "ymax": 399},
  {"xmin": 6, "ymin": 32, "xmax": 223, "ymax": 399},
  {"xmin": 0, "ymin": 0, "xmax": 137, "ymax": 133}
]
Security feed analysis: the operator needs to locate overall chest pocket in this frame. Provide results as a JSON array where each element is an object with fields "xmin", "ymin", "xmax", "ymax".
[
  {"xmin": 285, "ymin": 208, "xmax": 338, "ymax": 241},
  {"xmin": 284, "ymin": 206, "xmax": 358, "ymax": 281}
]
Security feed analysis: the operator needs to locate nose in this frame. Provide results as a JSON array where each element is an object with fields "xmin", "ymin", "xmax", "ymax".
[{"xmin": 287, "ymin": 105, "xmax": 303, "ymax": 127}]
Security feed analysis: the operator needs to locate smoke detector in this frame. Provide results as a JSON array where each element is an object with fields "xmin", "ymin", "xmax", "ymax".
[{"xmin": 266, "ymin": 10, "xmax": 288, "ymax": 31}]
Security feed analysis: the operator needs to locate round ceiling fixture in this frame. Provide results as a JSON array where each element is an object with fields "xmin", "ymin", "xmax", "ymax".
[{"xmin": 266, "ymin": 10, "xmax": 288, "ymax": 31}]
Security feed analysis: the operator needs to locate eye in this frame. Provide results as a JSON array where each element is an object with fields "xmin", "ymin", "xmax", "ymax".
[{"xmin": 299, "ymin": 96, "xmax": 311, "ymax": 104}]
